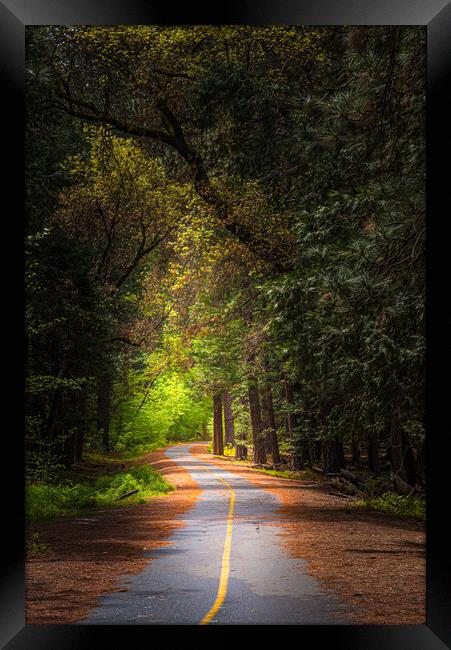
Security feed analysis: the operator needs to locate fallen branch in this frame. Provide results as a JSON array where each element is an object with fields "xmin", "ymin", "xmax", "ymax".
[
  {"xmin": 390, "ymin": 472, "xmax": 426, "ymax": 498},
  {"xmin": 115, "ymin": 489, "xmax": 139, "ymax": 501},
  {"xmin": 340, "ymin": 468, "xmax": 364, "ymax": 486},
  {"xmin": 329, "ymin": 490, "xmax": 358, "ymax": 499},
  {"xmin": 329, "ymin": 477, "xmax": 367, "ymax": 497}
]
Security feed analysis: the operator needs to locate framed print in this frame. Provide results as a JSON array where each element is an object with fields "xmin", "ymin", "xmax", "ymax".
[{"xmin": 1, "ymin": 1, "xmax": 450, "ymax": 648}]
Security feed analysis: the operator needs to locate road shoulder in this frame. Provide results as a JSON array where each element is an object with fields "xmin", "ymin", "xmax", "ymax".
[
  {"xmin": 25, "ymin": 446, "xmax": 199, "ymax": 624},
  {"xmin": 189, "ymin": 444, "xmax": 425, "ymax": 624}
]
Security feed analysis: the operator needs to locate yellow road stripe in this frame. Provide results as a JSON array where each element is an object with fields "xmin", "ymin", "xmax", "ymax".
[{"xmin": 199, "ymin": 471, "xmax": 235, "ymax": 625}]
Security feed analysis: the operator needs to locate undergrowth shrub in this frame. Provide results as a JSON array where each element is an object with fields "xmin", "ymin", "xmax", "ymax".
[
  {"xmin": 358, "ymin": 492, "xmax": 425, "ymax": 520},
  {"xmin": 26, "ymin": 465, "xmax": 173, "ymax": 522},
  {"xmin": 26, "ymin": 532, "xmax": 47, "ymax": 555},
  {"xmin": 25, "ymin": 449, "xmax": 65, "ymax": 484}
]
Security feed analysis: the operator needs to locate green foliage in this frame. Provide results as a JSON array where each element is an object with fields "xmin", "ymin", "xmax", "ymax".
[
  {"xmin": 223, "ymin": 444, "xmax": 236, "ymax": 457},
  {"xmin": 358, "ymin": 492, "xmax": 425, "ymax": 521},
  {"xmin": 26, "ymin": 532, "xmax": 47, "ymax": 556},
  {"xmin": 259, "ymin": 467, "xmax": 319, "ymax": 481},
  {"xmin": 112, "ymin": 357, "xmax": 212, "ymax": 453},
  {"xmin": 26, "ymin": 449, "xmax": 65, "ymax": 484},
  {"xmin": 25, "ymin": 25, "xmax": 425, "ymax": 488},
  {"xmin": 26, "ymin": 482, "xmax": 94, "ymax": 521},
  {"xmin": 26, "ymin": 465, "xmax": 173, "ymax": 522},
  {"xmin": 260, "ymin": 26, "xmax": 425, "ymax": 466},
  {"xmin": 93, "ymin": 465, "xmax": 172, "ymax": 503}
]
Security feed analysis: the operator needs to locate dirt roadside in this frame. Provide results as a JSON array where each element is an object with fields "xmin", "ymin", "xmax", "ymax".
[
  {"xmin": 26, "ymin": 443, "xmax": 425, "ymax": 625},
  {"xmin": 189, "ymin": 443, "xmax": 425, "ymax": 625},
  {"xmin": 25, "ymin": 446, "xmax": 199, "ymax": 624}
]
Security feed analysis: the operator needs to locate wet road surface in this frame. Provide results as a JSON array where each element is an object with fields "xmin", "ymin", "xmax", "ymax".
[{"xmin": 79, "ymin": 444, "xmax": 349, "ymax": 624}]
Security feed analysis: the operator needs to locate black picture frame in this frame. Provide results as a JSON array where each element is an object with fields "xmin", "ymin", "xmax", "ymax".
[{"xmin": 1, "ymin": 1, "xmax": 450, "ymax": 647}]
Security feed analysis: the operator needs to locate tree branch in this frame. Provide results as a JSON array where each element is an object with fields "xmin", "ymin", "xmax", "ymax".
[{"xmin": 55, "ymin": 84, "xmax": 292, "ymax": 273}]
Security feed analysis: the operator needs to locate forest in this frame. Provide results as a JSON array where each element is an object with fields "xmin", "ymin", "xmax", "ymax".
[{"xmin": 25, "ymin": 25, "xmax": 425, "ymax": 497}]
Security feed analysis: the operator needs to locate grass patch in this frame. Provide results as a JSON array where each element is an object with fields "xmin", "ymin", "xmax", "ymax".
[
  {"xmin": 26, "ymin": 465, "xmax": 173, "ymax": 522},
  {"xmin": 85, "ymin": 448, "xmax": 152, "ymax": 464},
  {"xmin": 258, "ymin": 467, "xmax": 319, "ymax": 481},
  {"xmin": 84, "ymin": 451, "xmax": 126, "ymax": 465},
  {"xmin": 356, "ymin": 492, "xmax": 425, "ymax": 521}
]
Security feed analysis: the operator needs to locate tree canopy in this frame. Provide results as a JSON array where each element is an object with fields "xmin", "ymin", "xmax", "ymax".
[{"xmin": 26, "ymin": 25, "xmax": 425, "ymax": 486}]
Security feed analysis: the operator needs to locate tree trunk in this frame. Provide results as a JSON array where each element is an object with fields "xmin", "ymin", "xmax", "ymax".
[
  {"xmin": 116, "ymin": 403, "xmax": 124, "ymax": 440},
  {"xmin": 45, "ymin": 350, "xmax": 66, "ymax": 443},
  {"xmin": 351, "ymin": 434, "xmax": 361, "ymax": 464},
  {"xmin": 58, "ymin": 380, "xmax": 81, "ymax": 466},
  {"xmin": 416, "ymin": 441, "xmax": 426, "ymax": 488},
  {"xmin": 248, "ymin": 382, "xmax": 266, "ymax": 464},
  {"xmin": 223, "ymin": 390, "xmax": 235, "ymax": 445},
  {"xmin": 284, "ymin": 380, "xmax": 297, "ymax": 466},
  {"xmin": 97, "ymin": 373, "xmax": 112, "ymax": 453},
  {"xmin": 284, "ymin": 380, "xmax": 306, "ymax": 469},
  {"xmin": 213, "ymin": 392, "xmax": 224, "ymax": 456},
  {"xmin": 387, "ymin": 419, "xmax": 407, "ymax": 481},
  {"xmin": 75, "ymin": 428, "xmax": 84, "ymax": 462},
  {"xmin": 284, "ymin": 380, "xmax": 297, "ymax": 436},
  {"xmin": 45, "ymin": 377, "xmax": 63, "ymax": 443},
  {"xmin": 323, "ymin": 439, "xmax": 346, "ymax": 473},
  {"xmin": 367, "ymin": 430, "xmax": 381, "ymax": 474},
  {"xmin": 314, "ymin": 440, "xmax": 323, "ymax": 464},
  {"xmin": 62, "ymin": 431, "xmax": 76, "ymax": 466},
  {"xmin": 235, "ymin": 444, "xmax": 248, "ymax": 460},
  {"xmin": 262, "ymin": 384, "xmax": 281, "ymax": 465},
  {"xmin": 402, "ymin": 432, "xmax": 417, "ymax": 486},
  {"xmin": 74, "ymin": 390, "xmax": 87, "ymax": 461}
]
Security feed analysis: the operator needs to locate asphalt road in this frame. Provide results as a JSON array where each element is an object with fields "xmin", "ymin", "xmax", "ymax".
[{"xmin": 79, "ymin": 444, "xmax": 349, "ymax": 625}]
